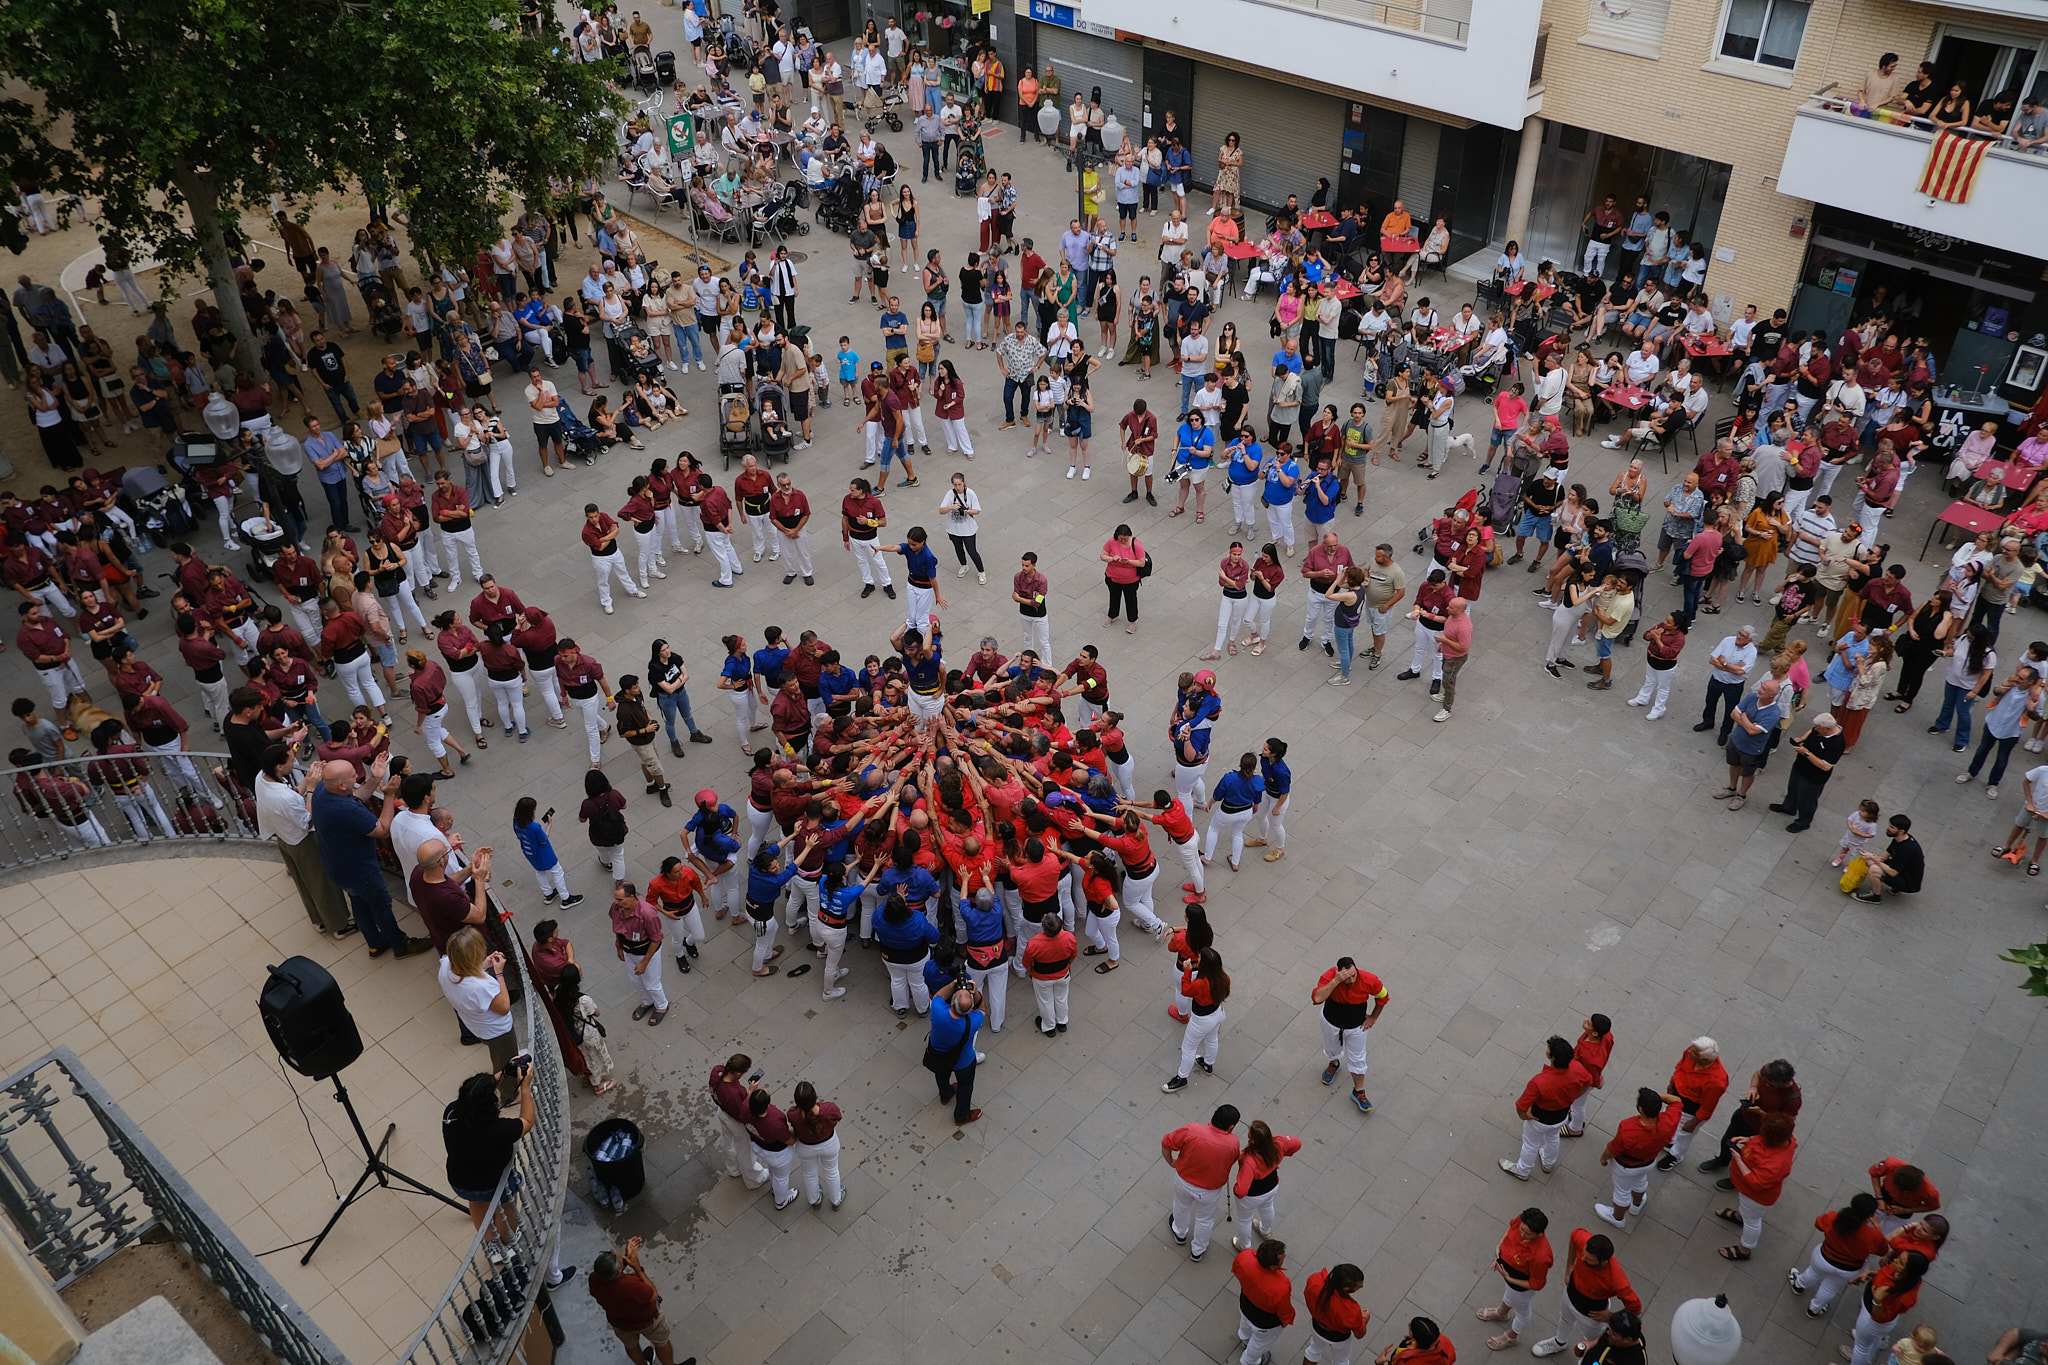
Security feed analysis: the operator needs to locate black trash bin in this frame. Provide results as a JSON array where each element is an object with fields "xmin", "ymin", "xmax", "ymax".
[{"xmin": 583, "ymin": 1118, "xmax": 646, "ymax": 1200}]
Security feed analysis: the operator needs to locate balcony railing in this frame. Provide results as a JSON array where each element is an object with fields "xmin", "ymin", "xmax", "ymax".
[
  {"xmin": 0, "ymin": 749, "xmax": 264, "ymax": 871},
  {"xmin": 0, "ymin": 1048, "xmax": 345, "ymax": 1365},
  {"xmin": 1258, "ymin": 0, "xmax": 1470, "ymax": 45},
  {"xmin": 0, "ymin": 767, "xmax": 573, "ymax": 1365}
]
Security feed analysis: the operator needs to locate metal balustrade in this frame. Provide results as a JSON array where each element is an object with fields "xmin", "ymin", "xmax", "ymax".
[{"xmin": 0, "ymin": 749, "xmax": 263, "ymax": 871}]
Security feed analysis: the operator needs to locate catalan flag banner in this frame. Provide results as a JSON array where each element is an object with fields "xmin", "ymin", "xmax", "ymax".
[{"xmin": 1916, "ymin": 130, "xmax": 1991, "ymax": 204}]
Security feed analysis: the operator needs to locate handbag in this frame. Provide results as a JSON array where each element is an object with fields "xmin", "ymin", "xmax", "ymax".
[
  {"xmin": 916, "ymin": 339, "xmax": 937, "ymax": 364},
  {"xmin": 1137, "ymin": 552, "xmax": 1154, "ymax": 580},
  {"xmin": 372, "ymin": 433, "xmax": 403, "ymax": 459}
]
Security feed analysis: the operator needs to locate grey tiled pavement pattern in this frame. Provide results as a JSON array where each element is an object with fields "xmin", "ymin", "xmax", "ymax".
[{"xmin": 32, "ymin": 1, "xmax": 2048, "ymax": 1355}]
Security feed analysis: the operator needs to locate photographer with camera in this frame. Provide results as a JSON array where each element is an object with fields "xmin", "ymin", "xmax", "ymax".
[
  {"xmin": 440, "ymin": 1056, "xmax": 570, "ymax": 1287},
  {"xmin": 925, "ymin": 979, "xmax": 985, "ymax": 1126}
]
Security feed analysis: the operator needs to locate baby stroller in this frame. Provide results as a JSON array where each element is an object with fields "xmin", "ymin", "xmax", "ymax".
[
  {"xmin": 750, "ymin": 181, "xmax": 803, "ymax": 245},
  {"xmin": 863, "ymin": 87, "xmax": 905, "ymax": 134},
  {"xmin": 233, "ymin": 497, "xmax": 291, "ymax": 583},
  {"xmin": 717, "ymin": 383, "xmax": 756, "ymax": 469},
  {"xmin": 1485, "ymin": 448, "xmax": 1537, "ymax": 535},
  {"xmin": 814, "ymin": 176, "xmax": 861, "ymax": 235},
  {"xmin": 952, "ymin": 134, "xmax": 983, "ymax": 198},
  {"xmin": 756, "ymin": 381, "xmax": 793, "ymax": 465},
  {"xmin": 557, "ymin": 404, "xmax": 615, "ymax": 461},
  {"xmin": 718, "ymin": 14, "xmax": 755, "ymax": 70},
  {"xmin": 619, "ymin": 326, "xmax": 665, "ymax": 383},
  {"xmin": 654, "ymin": 49, "xmax": 677, "ymax": 85},
  {"xmin": 360, "ymin": 277, "xmax": 405, "ymax": 342},
  {"xmin": 122, "ymin": 463, "xmax": 196, "ymax": 547},
  {"xmin": 630, "ymin": 44, "xmax": 658, "ymax": 90}
]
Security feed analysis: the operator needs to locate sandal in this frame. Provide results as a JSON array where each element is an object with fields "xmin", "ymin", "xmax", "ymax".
[
  {"xmin": 1194, "ymin": 511, "xmax": 1205, "ymax": 523},
  {"xmin": 1169, "ymin": 506, "xmax": 1185, "ymax": 517},
  {"xmin": 1717, "ymin": 1246, "xmax": 1751, "ymax": 1261},
  {"xmin": 1250, "ymin": 640, "xmax": 1265, "ymax": 656},
  {"xmin": 2031, "ymin": 863, "xmax": 2040, "ymax": 877},
  {"xmin": 1713, "ymin": 1207, "xmax": 1744, "ymax": 1226},
  {"xmin": 647, "ymin": 1008, "xmax": 668, "ymax": 1025},
  {"xmin": 1083, "ymin": 945, "xmax": 1106, "ymax": 955},
  {"xmin": 1093, "ymin": 960, "xmax": 1120, "ymax": 973},
  {"xmin": 631, "ymin": 1004, "xmax": 653, "ymax": 1021},
  {"xmin": 1475, "ymin": 1307, "xmax": 1509, "ymax": 1323},
  {"xmin": 1893, "ymin": 702, "xmax": 1912, "ymax": 713},
  {"xmin": 752, "ymin": 966, "xmax": 778, "ymax": 977}
]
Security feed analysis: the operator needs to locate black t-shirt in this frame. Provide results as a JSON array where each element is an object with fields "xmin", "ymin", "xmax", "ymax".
[
  {"xmin": 565, "ymin": 313, "xmax": 591, "ymax": 350},
  {"xmin": 223, "ymin": 718, "xmax": 274, "ymax": 788},
  {"xmin": 1523, "ymin": 480, "xmax": 1563, "ymax": 515},
  {"xmin": 1220, "ymin": 383, "xmax": 1250, "ymax": 435},
  {"xmin": 1882, "ymin": 836, "xmax": 1924, "ymax": 892},
  {"xmin": 443, "ymin": 1107, "xmax": 524, "ymax": 1193},
  {"xmin": 307, "ymin": 343, "xmax": 346, "ymax": 385},
  {"xmin": 1791, "ymin": 728, "xmax": 1845, "ymax": 784},
  {"xmin": 958, "ymin": 268, "xmax": 984, "ymax": 306}
]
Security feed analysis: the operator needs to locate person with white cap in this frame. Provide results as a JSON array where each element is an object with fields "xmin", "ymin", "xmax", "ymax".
[{"xmin": 1654, "ymin": 1037, "xmax": 1729, "ymax": 1171}]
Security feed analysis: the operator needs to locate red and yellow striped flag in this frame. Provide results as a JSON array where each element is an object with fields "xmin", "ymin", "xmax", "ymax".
[{"xmin": 1917, "ymin": 130, "xmax": 1991, "ymax": 203}]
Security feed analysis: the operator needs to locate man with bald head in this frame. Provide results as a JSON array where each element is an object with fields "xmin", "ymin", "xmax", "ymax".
[
  {"xmin": 309, "ymin": 756, "xmax": 430, "ymax": 958},
  {"xmin": 409, "ymin": 836, "xmax": 494, "ymax": 954},
  {"xmin": 1718, "ymin": 675, "xmax": 1782, "ymax": 810}
]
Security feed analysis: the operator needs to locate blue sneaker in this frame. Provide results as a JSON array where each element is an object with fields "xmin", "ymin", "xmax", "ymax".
[
  {"xmin": 518, "ymin": 730, "xmax": 531, "ymax": 743},
  {"xmin": 1352, "ymin": 1092, "xmax": 1373, "ymax": 1114},
  {"xmin": 1321, "ymin": 1061, "xmax": 1341, "ymax": 1086}
]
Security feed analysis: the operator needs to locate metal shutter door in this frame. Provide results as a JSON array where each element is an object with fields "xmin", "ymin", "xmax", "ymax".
[
  {"xmin": 1030, "ymin": 26, "xmax": 1143, "ymax": 127},
  {"xmin": 1399, "ymin": 119, "xmax": 1441, "ymax": 218},
  {"xmin": 1191, "ymin": 66, "xmax": 1342, "ymax": 214}
]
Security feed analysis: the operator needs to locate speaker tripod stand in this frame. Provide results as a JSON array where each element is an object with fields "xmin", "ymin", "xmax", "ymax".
[{"xmin": 301, "ymin": 1075, "xmax": 465, "ymax": 1265}]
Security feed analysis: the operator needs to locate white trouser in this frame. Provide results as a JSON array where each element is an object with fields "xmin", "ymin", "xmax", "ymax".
[
  {"xmin": 1236, "ymin": 1314, "xmax": 1283, "ymax": 1365},
  {"xmin": 1783, "ymin": 485, "xmax": 1811, "ymax": 520},
  {"xmin": 1178, "ymin": 1006, "xmax": 1224, "ymax": 1076},
  {"xmin": 728, "ymin": 689, "xmax": 757, "ymax": 748},
  {"xmin": 487, "ymin": 441, "xmax": 517, "ymax": 499},
  {"xmin": 626, "ymin": 528, "xmax": 659, "ymax": 586},
  {"xmin": 1567, "ymin": 1089, "xmax": 1596, "ymax": 1134},
  {"xmin": 655, "ymin": 505, "xmax": 684, "ymax": 552},
  {"xmin": 213, "ymin": 494, "xmax": 241, "ymax": 547},
  {"xmin": 1247, "ymin": 594, "xmax": 1276, "ymax": 640},
  {"xmin": 1665, "ymin": 1120, "xmax": 1700, "ymax": 1162},
  {"xmin": 379, "ymin": 588, "xmax": 426, "ymax": 636},
  {"xmin": 1228, "ymin": 482, "xmax": 1259, "ymax": 529},
  {"xmin": 1546, "ymin": 1293, "xmax": 1601, "ymax": 1352},
  {"xmin": 35, "ymin": 660, "xmax": 87, "ymax": 710},
  {"xmin": 1264, "ymin": 501, "xmax": 1296, "ymax": 549},
  {"xmin": 1302, "ymin": 586, "xmax": 1337, "ymax": 644},
  {"xmin": 1213, "ymin": 595, "xmax": 1249, "ymax": 651},
  {"xmin": 1170, "ymin": 1172, "xmax": 1224, "ymax": 1255},
  {"xmin": 523, "ymin": 327, "xmax": 555, "ymax": 363},
  {"xmin": 1547, "ymin": 603, "xmax": 1579, "ymax": 664},
  {"xmin": 795, "ymin": 1134, "xmax": 843, "ymax": 1206},
  {"xmin": 446, "ymin": 664, "xmax": 484, "ymax": 736},
  {"xmin": 778, "ymin": 529, "xmax": 814, "ymax": 578},
  {"xmin": 1498, "ymin": 1285, "xmax": 1537, "ymax": 1336},
  {"xmin": 940, "ymin": 416, "xmax": 973, "ymax": 455},
  {"xmin": 1235, "ymin": 1184, "xmax": 1277, "ymax": 1244},
  {"xmin": 1203, "ymin": 805, "xmax": 1255, "ymax": 867},
  {"xmin": 112, "ymin": 786, "xmax": 176, "ymax": 840},
  {"xmin": 905, "ymin": 582, "xmax": 934, "ymax": 633},
  {"xmin": 1582, "ymin": 239, "xmax": 1610, "ymax": 276},
  {"xmin": 22, "ymin": 582, "xmax": 74, "ymax": 621},
  {"xmin": 885, "ymin": 955, "xmax": 932, "ymax": 1014},
  {"xmin": 528, "ymin": 664, "xmax": 564, "ymax": 721},
  {"xmin": 1848, "ymin": 1304, "xmax": 1889, "ymax": 1365},
  {"xmin": 1083, "ymin": 905, "xmax": 1121, "ymax": 962},
  {"xmin": 1172, "ymin": 760, "xmax": 1208, "ymax": 812},
  {"xmin": 334, "ymin": 653, "xmax": 386, "ymax": 708},
  {"xmin": 815, "ymin": 917, "xmax": 848, "ymax": 995},
  {"xmin": 593, "ymin": 842, "xmax": 626, "ymax": 883},
  {"xmin": 439, "ymin": 527, "xmax": 483, "ymax": 586},
  {"xmin": 57, "ymin": 814, "xmax": 114, "ymax": 849},
  {"xmin": 568, "ymin": 692, "xmax": 606, "ymax": 763},
  {"xmin": 532, "ymin": 863, "xmax": 570, "ymax": 898},
  {"xmin": 1255, "ymin": 795, "xmax": 1287, "ymax": 850},
  {"xmin": 747, "ymin": 512, "xmax": 774, "ymax": 560},
  {"xmin": 1018, "ymin": 612, "xmax": 1050, "ymax": 662},
  {"xmin": 285, "ymin": 598, "xmax": 324, "ymax": 643},
  {"xmin": 1031, "ymin": 975, "xmax": 1070, "ymax": 1030},
  {"xmin": 591, "ymin": 550, "xmax": 641, "ymax": 607},
  {"xmin": 1411, "ymin": 623, "xmax": 1443, "ymax": 680},
  {"xmin": 485, "ymin": 676, "xmax": 527, "ymax": 735},
  {"xmin": 113, "ymin": 268, "xmax": 149, "ymax": 310},
  {"xmin": 709, "ymin": 865, "xmax": 742, "ymax": 920},
  {"xmin": 745, "ymin": 802, "xmax": 775, "ymax": 860},
  {"xmin": 750, "ymin": 915, "xmax": 782, "ymax": 970},
  {"xmin": 1631, "ymin": 662, "xmax": 1676, "ymax": 718},
  {"xmin": 863, "ymin": 420, "xmax": 881, "ymax": 464},
  {"xmin": 1509, "ymin": 1117, "xmax": 1564, "ymax": 1176},
  {"xmin": 421, "ymin": 702, "xmax": 452, "ymax": 757},
  {"xmin": 1319, "ymin": 1015, "xmax": 1369, "ymax": 1078},
  {"xmin": 1170, "ymin": 832, "xmax": 1203, "ymax": 895},
  {"xmin": 966, "ymin": 959, "xmax": 1009, "ymax": 1031},
  {"xmin": 667, "ymin": 902, "xmax": 708, "ymax": 952},
  {"xmin": 787, "ymin": 873, "xmax": 822, "ymax": 932},
  {"xmin": 716, "ymin": 1111, "xmax": 767, "ymax": 1184},
  {"xmin": 1792, "ymin": 1244, "xmax": 1861, "ymax": 1313},
  {"xmin": 1813, "ymin": 460, "xmax": 1847, "ymax": 501},
  {"xmin": 1121, "ymin": 864, "xmax": 1163, "ymax": 930},
  {"xmin": 1735, "ymin": 1191, "xmax": 1768, "ymax": 1250},
  {"xmin": 1608, "ymin": 1160, "xmax": 1653, "ymax": 1212},
  {"xmin": 705, "ymin": 530, "xmax": 743, "ymax": 584},
  {"xmin": 1108, "ymin": 755, "xmax": 1136, "ymax": 801},
  {"xmin": 625, "ymin": 948, "xmax": 667, "ymax": 1009},
  {"xmin": 751, "ymin": 1140, "xmax": 795, "ymax": 1203},
  {"xmin": 902, "ymin": 405, "xmax": 928, "ymax": 447},
  {"xmin": 678, "ymin": 505, "xmax": 706, "ymax": 550}
]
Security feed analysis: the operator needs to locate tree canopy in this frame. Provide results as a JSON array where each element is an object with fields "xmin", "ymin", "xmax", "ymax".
[{"xmin": 0, "ymin": 0, "xmax": 622, "ymax": 363}]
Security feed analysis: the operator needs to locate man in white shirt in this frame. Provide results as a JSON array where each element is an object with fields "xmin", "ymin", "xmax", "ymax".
[
  {"xmin": 578, "ymin": 264, "xmax": 607, "ymax": 307},
  {"xmin": 1177, "ymin": 318, "xmax": 1211, "ymax": 417},
  {"xmin": 1830, "ymin": 375, "xmax": 1868, "ymax": 423},
  {"xmin": 1624, "ymin": 338, "xmax": 1661, "ymax": 387},
  {"xmin": 255, "ymin": 750, "xmax": 354, "ymax": 935},
  {"xmin": 1693, "ymin": 625, "xmax": 1759, "ymax": 739},
  {"xmin": 387, "ymin": 772, "xmax": 446, "ymax": 905},
  {"xmin": 1409, "ymin": 301, "xmax": 1440, "ymax": 337},
  {"xmin": 883, "ymin": 18, "xmax": 908, "ymax": 83}
]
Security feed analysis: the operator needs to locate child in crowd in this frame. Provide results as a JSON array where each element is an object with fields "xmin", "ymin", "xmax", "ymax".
[
  {"xmin": 513, "ymin": 795, "xmax": 583, "ymax": 906},
  {"xmin": 836, "ymin": 336, "xmax": 860, "ymax": 405},
  {"xmin": 1832, "ymin": 797, "xmax": 1880, "ymax": 868}
]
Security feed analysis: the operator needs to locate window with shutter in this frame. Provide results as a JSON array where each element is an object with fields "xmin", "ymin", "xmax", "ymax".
[{"xmin": 1582, "ymin": 0, "xmax": 1672, "ymax": 60}]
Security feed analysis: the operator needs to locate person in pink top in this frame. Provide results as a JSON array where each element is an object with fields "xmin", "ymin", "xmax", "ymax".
[
  {"xmin": 1434, "ymin": 597, "xmax": 1472, "ymax": 724},
  {"xmin": 1100, "ymin": 523, "xmax": 1146, "ymax": 633}
]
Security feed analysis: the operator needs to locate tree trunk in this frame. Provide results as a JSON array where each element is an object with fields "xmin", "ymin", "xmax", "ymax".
[{"xmin": 168, "ymin": 158, "xmax": 262, "ymax": 375}]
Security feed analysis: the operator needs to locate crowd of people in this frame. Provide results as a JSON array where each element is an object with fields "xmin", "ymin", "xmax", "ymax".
[{"xmin": 11, "ymin": 1, "xmax": 2046, "ymax": 1362}]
